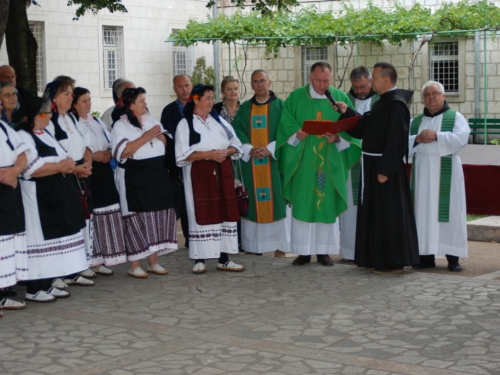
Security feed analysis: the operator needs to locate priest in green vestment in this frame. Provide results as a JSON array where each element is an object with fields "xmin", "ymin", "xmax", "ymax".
[
  {"xmin": 232, "ymin": 70, "xmax": 288, "ymax": 255},
  {"xmin": 276, "ymin": 62, "xmax": 360, "ymax": 267}
]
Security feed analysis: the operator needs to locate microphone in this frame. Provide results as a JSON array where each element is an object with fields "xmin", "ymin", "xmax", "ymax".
[{"xmin": 324, "ymin": 90, "xmax": 342, "ymax": 113}]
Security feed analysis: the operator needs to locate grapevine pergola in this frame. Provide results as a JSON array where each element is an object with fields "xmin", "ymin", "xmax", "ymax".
[{"xmin": 166, "ymin": 0, "xmax": 500, "ymax": 141}]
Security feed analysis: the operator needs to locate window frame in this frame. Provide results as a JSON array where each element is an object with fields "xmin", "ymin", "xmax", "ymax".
[
  {"xmin": 171, "ymin": 29, "xmax": 194, "ymax": 77},
  {"xmin": 28, "ymin": 20, "xmax": 46, "ymax": 95},
  {"xmin": 98, "ymin": 21, "xmax": 126, "ymax": 98},
  {"xmin": 422, "ymin": 38, "xmax": 465, "ymax": 102}
]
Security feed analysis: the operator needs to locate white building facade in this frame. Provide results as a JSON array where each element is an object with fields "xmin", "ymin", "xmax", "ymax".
[
  {"xmin": 0, "ymin": 0, "xmax": 499, "ymax": 123},
  {"xmin": 0, "ymin": 0, "xmax": 214, "ymax": 119}
]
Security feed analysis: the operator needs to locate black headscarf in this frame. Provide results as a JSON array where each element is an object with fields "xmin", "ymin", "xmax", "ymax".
[
  {"xmin": 15, "ymin": 96, "xmax": 46, "ymax": 133},
  {"xmin": 116, "ymin": 87, "xmax": 146, "ymax": 129},
  {"xmin": 183, "ymin": 84, "xmax": 229, "ymax": 146},
  {"xmin": 43, "ymin": 80, "xmax": 69, "ymax": 140}
]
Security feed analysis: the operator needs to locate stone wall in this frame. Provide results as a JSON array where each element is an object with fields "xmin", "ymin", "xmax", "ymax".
[{"xmin": 218, "ymin": 15, "xmax": 499, "ymax": 121}]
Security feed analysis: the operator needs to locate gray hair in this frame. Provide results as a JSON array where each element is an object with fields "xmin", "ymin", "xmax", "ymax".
[
  {"xmin": 422, "ymin": 81, "xmax": 445, "ymax": 96},
  {"xmin": 0, "ymin": 82, "xmax": 15, "ymax": 91},
  {"xmin": 350, "ymin": 66, "xmax": 371, "ymax": 81},
  {"xmin": 251, "ymin": 69, "xmax": 270, "ymax": 80},
  {"xmin": 173, "ymin": 74, "xmax": 191, "ymax": 85},
  {"xmin": 114, "ymin": 79, "xmax": 133, "ymax": 97}
]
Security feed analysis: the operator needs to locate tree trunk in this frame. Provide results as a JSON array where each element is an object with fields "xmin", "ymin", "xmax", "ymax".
[
  {"xmin": 0, "ymin": 1, "xmax": 10, "ymax": 50},
  {"xmin": 5, "ymin": 0, "xmax": 38, "ymax": 94}
]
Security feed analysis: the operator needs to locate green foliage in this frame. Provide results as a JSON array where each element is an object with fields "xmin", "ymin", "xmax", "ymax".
[
  {"xmin": 490, "ymin": 139, "xmax": 500, "ymax": 145},
  {"xmin": 171, "ymin": 0, "xmax": 500, "ymax": 54},
  {"xmin": 191, "ymin": 56, "xmax": 216, "ymax": 86},
  {"xmin": 67, "ymin": 0, "xmax": 127, "ymax": 20},
  {"xmin": 91, "ymin": 110, "xmax": 101, "ymax": 118},
  {"xmin": 206, "ymin": 0, "xmax": 298, "ymax": 15}
]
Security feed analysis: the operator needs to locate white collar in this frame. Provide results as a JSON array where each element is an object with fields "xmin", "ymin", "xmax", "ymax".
[{"xmin": 309, "ymin": 84, "xmax": 327, "ymax": 99}]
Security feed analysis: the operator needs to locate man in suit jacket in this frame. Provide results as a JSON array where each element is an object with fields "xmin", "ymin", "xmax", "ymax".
[{"xmin": 160, "ymin": 75, "xmax": 193, "ymax": 248}]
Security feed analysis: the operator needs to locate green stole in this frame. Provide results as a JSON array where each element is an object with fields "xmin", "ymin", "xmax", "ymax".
[
  {"xmin": 250, "ymin": 103, "xmax": 274, "ymax": 223},
  {"xmin": 410, "ymin": 109, "xmax": 456, "ymax": 222}
]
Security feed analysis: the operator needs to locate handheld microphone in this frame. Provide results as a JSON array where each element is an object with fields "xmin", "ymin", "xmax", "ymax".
[{"xmin": 324, "ymin": 90, "xmax": 342, "ymax": 113}]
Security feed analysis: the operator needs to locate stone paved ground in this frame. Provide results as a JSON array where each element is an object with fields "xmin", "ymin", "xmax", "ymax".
[{"xmin": 2, "ymin": 248, "xmax": 500, "ymax": 375}]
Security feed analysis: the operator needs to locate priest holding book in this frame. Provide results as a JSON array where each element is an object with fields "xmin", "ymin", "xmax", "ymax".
[{"xmin": 276, "ymin": 61, "xmax": 360, "ymax": 267}]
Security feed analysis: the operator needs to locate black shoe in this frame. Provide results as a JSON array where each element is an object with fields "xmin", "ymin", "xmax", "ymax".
[
  {"xmin": 317, "ymin": 255, "xmax": 334, "ymax": 266},
  {"xmin": 373, "ymin": 265, "xmax": 404, "ymax": 275},
  {"xmin": 292, "ymin": 255, "xmax": 311, "ymax": 266},
  {"xmin": 448, "ymin": 262, "xmax": 462, "ymax": 272},
  {"xmin": 412, "ymin": 261, "xmax": 436, "ymax": 269}
]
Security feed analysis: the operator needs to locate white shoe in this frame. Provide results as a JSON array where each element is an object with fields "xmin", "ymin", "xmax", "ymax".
[
  {"xmin": 0, "ymin": 298, "xmax": 26, "ymax": 310},
  {"xmin": 147, "ymin": 263, "xmax": 169, "ymax": 275},
  {"xmin": 91, "ymin": 265, "xmax": 114, "ymax": 276},
  {"xmin": 63, "ymin": 276, "xmax": 95, "ymax": 286},
  {"xmin": 25, "ymin": 291, "xmax": 56, "ymax": 303},
  {"xmin": 51, "ymin": 278, "xmax": 69, "ymax": 290},
  {"xmin": 79, "ymin": 268, "xmax": 97, "ymax": 278},
  {"xmin": 192, "ymin": 262, "xmax": 206, "ymax": 274},
  {"xmin": 128, "ymin": 267, "xmax": 148, "ymax": 278},
  {"xmin": 47, "ymin": 287, "xmax": 70, "ymax": 299},
  {"xmin": 217, "ymin": 260, "xmax": 245, "ymax": 272}
]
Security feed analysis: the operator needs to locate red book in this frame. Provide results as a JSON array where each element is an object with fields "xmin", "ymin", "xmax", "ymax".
[{"xmin": 302, "ymin": 115, "xmax": 361, "ymax": 135}]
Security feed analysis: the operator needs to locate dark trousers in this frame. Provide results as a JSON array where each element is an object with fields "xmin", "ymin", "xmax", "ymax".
[
  {"xmin": 195, "ymin": 252, "xmax": 229, "ymax": 264},
  {"xmin": 26, "ymin": 279, "xmax": 52, "ymax": 294},
  {"xmin": 420, "ymin": 254, "xmax": 459, "ymax": 264},
  {"xmin": 180, "ymin": 210, "xmax": 189, "ymax": 248}
]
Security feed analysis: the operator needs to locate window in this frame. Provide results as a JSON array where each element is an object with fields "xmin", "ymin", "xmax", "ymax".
[
  {"xmin": 172, "ymin": 29, "xmax": 193, "ymax": 76},
  {"xmin": 28, "ymin": 21, "xmax": 46, "ymax": 93},
  {"xmin": 102, "ymin": 26, "xmax": 124, "ymax": 90},
  {"xmin": 429, "ymin": 41, "xmax": 459, "ymax": 93},
  {"xmin": 302, "ymin": 46, "xmax": 328, "ymax": 85}
]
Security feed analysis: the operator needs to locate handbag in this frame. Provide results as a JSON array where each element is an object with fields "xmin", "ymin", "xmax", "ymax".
[{"xmin": 232, "ymin": 159, "xmax": 249, "ymax": 217}]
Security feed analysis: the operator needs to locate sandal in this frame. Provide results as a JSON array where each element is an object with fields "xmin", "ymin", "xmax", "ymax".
[
  {"xmin": 128, "ymin": 267, "xmax": 148, "ymax": 278},
  {"xmin": 0, "ymin": 298, "xmax": 26, "ymax": 310},
  {"xmin": 147, "ymin": 264, "xmax": 169, "ymax": 275}
]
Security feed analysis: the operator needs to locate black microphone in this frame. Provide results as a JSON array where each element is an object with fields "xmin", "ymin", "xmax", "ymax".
[{"xmin": 324, "ymin": 90, "xmax": 341, "ymax": 113}]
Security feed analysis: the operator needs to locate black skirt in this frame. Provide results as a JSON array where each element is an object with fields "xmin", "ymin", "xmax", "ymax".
[
  {"xmin": 121, "ymin": 156, "xmax": 174, "ymax": 213},
  {"xmin": 34, "ymin": 173, "xmax": 86, "ymax": 240},
  {"xmin": 0, "ymin": 182, "xmax": 25, "ymax": 235},
  {"xmin": 90, "ymin": 161, "xmax": 119, "ymax": 209}
]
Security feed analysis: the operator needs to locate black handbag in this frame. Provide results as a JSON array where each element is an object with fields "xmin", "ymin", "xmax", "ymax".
[{"xmin": 233, "ymin": 159, "xmax": 249, "ymax": 217}]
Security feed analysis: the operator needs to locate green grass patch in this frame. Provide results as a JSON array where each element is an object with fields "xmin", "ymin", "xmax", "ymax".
[{"xmin": 467, "ymin": 214, "xmax": 488, "ymax": 221}]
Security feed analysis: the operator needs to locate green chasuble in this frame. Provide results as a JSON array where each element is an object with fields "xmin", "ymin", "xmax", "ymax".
[
  {"xmin": 232, "ymin": 94, "xmax": 286, "ymax": 223},
  {"xmin": 276, "ymin": 84, "xmax": 360, "ymax": 223}
]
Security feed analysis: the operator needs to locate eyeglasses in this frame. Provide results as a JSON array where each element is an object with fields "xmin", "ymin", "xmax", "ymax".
[
  {"xmin": 1, "ymin": 92, "xmax": 17, "ymax": 99},
  {"xmin": 352, "ymin": 84, "xmax": 369, "ymax": 91},
  {"xmin": 423, "ymin": 91, "xmax": 443, "ymax": 98},
  {"xmin": 38, "ymin": 111, "xmax": 52, "ymax": 118},
  {"xmin": 251, "ymin": 79, "xmax": 268, "ymax": 85}
]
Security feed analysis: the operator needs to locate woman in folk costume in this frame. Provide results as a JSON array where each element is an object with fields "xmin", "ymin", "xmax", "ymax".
[
  {"xmin": 175, "ymin": 84, "xmax": 245, "ymax": 274},
  {"xmin": 111, "ymin": 87, "xmax": 177, "ymax": 278},
  {"xmin": 17, "ymin": 96, "xmax": 88, "ymax": 302},
  {"xmin": 72, "ymin": 87, "xmax": 127, "ymax": 274},
  {"xmin": 45, "ymin": 78, "xmax": 95, "ymax": 287},
  {"xmin": 0, "ymin": 101, "xmax": 29, "ymax": 312}
]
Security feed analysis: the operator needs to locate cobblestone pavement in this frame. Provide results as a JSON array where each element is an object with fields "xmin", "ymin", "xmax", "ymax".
[{"xmin": 2, "ymin": 250, "xmax": 500, "ymax": 375}]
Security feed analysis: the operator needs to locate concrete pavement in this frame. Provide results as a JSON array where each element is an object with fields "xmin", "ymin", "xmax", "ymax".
[{"xmin": 2, "ymin": 244, "xmax": 500, "ymax": 375}]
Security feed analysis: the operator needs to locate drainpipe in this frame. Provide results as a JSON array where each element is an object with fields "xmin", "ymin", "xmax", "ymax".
[
  {"xmin": 213, "ymin": 2, "xmax": 220, "ymax": 101},
  {"xmin": 474, "ymin": 30, "xmax": 480, "ymax": 143}
]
